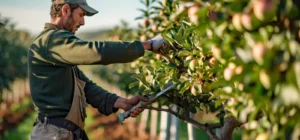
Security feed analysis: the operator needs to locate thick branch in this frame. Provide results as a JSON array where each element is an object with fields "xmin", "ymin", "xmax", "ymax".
[
  {"xmin": 221, "ymin": 117, "xmax": 241, "ymax": 140},
  {"xmin": 144, "ymin": 106, "xmax": 221, "ymax": 140}
]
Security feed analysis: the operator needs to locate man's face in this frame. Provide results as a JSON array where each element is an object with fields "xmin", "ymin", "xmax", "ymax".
[{"xmin": 64, "ymin": 6, "xmax": 86, "ymax": 33}]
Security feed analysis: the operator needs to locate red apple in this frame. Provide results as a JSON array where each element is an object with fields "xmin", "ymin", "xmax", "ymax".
[
  {"xmin": 252, "ymin": 43, "xmax": 267, "ymax": 64},
  {"xmin": 156, "ymin": 54, "xmax": 161, "ymax": 60},
  {"xmin": 189, "ymin": 59, "xmax": 196, "ymax": 70},
  {"xmin": 253, "ymin": 0, "xmax": 277, "ymax": 22},
  {"xmin": 241, "ymin": 13, "xmax": 261, "ymax": 31},
  {"xmin": 224, "ymin": 67, "xmax": 234, "ymax": 81},
  {"xmin": 209, "ymin": 57, "xmax": 217, "ymax": 67},
  {"xmin": 188, "ymin": 5, "xmax": 200, "ymax": 24}
]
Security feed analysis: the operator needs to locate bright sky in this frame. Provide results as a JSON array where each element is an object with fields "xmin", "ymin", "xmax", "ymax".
[{"xmin": 0, "ymin": 0, "xmax": 145, "ymax": 35}]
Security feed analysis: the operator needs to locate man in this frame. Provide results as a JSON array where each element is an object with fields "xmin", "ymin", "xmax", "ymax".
[{"xmin": 28, "ymin": 0, "xmax": 168, "ymax": 139}]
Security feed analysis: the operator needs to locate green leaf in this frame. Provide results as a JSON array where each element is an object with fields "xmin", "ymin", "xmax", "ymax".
[
  {"xmin": 189, "ymin": 106, "xmax": 197, "ymax": 114},
  {"xmin": 137, "ymin": 8, "xmax": 147, "ymax": 15},
  {"xmin": 131, "ymin": 73, "xmax": 150, "ymax": 89},
  {"xmin": 177, "ymin": 50, "xmax": 191, "ymax": 57},
  {"xmin": 281, "ymin": 85, "xmax": 300, "ymax": 107},
  {"xmin": 180, "ymin": 82, "xmax": 192, "ymax": 94},
  {"xmin": 145, "ymin": 66, "xmax": 154, "ymax": 73},
  {"xmin": 135, "ymin": 16, "xmax": 144, "ymax": 20},
  {"xmin": 215, "ymin": 99, "xmax": 224, "ymax": 108},
  {"xmin": 139, "ymin": 0, "xmax": 145, "ymax": 5},
  {"xmin": 129, "ymin": 81, "xmax": 139, "ymax": 89},
  {"xmin": 146, "ymin": 0, "xmax": 149, "ymax": 7}
]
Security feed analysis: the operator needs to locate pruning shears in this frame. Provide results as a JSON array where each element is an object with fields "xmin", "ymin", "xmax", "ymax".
[{"xmin": 118, "ymin": 83, "xmax": 175, "ymax": 124}]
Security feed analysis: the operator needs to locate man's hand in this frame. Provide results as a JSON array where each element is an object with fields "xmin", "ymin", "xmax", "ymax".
[
  {"xmin": 114, "ymin": 96, "xmax": 148, "ymax": 117},
  {"xmin": 148, "ymin": 35, "xmax": 171, "ymax": 54}
]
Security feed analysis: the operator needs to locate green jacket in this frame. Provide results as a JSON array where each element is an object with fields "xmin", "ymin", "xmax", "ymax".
[{"xmin": 28, "ymin": 23, "xmax": 144, "ymax": 117}]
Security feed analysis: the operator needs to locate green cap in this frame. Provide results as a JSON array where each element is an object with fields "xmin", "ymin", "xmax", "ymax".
[{"xmin": 52, "ymin": 0, "xmax": 98, "ymax": 16}]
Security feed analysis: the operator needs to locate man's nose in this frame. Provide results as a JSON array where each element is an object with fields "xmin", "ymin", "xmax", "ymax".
[{"xmin": 80, "ymin": 17, "xmax": 85, "ymax": 26}]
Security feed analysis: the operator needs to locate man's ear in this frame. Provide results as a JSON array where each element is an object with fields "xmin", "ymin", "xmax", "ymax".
[{"xmin": 61, "ymin": 4, "xmax": 71, "ymax": 17}]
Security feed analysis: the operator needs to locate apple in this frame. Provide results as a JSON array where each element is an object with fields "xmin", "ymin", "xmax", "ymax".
[
  {"xmin": 152, "ymin": 24, "xmax": 158, "ymax": 32},
  {"xmin": 235, "ymin": 66, "xmax": 243, "ymax": 75},
  {"xmin": 140, "ymin": 35, "xmax": 146, "ymax": 42},
  {"xmin": 224, "ymin": 67, "xmax": 234, "ymax": 81},
  {"xmin": 253, "ymin": 0, "xmax": 277, "ymax": 22},
  {"xmin": 256, "ymin": 132, "xmax": 270, "ymax": 140},
  {"xmin": 189, "ymin": 59, "xmax": 196, "ymax": 70},
  {"xmin": 156, "ymin": 54, "xmax": 161, "ymax": 60},
  {"xmin": 232, "ymin": 14, "xmax": 244, "ymax": 32},
  {"xmin": 241, "ymin": 13, "xmax": 261, "ymax": 31},
  {"xmin": 252, "ymin": 43, "xmax": 267, "ymax": 64},
  {"xmin": 209, "ymin": 57, "xmax": 217, "ymax": 67},
  {"xmin": 188, "ymin": 5, "xmax": 200, "ymax": 24}
]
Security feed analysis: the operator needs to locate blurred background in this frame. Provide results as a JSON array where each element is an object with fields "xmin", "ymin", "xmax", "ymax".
[{"xmin": 0, "ymin": 0, "xmax": 234, "ymax": 140}]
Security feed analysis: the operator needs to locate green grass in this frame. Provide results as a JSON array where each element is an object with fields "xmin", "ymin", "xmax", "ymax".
[{"xmin": 4, "ymin": 112, "xmax": 37, "ymax": 140}]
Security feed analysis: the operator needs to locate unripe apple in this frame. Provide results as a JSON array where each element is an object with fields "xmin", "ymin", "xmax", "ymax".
[
  {"xmin": 232, "ymin": 14, "xmax": 244, "ymax": 32},
  {"xmin": 259, "ymin": 69, "xmax": 270, "ymax": 89},
  {"xmin": 252, "ymin": 43, "xmax": 267, "ymax": 64},
  {"xmin": 189, "ymin": 59, "xmax": 196, "ymax": 70},
  {"xmin": 140, "ymin": 35, "xmax": 146, "ymax": 42},
  {"xmin": 256, "ymin": 132, "xmax": 270, "ymax": 140},
  {"xmin": 188, "ymin": 5, "xmax": 200, "ymax": 24},
  {"xmin": 253, "ymin": 0, "xmax": 276, "ymax": 22},
  {"xmin": 241, "ymin": 13, "xmax": 261, "ymax": 31},
  {"xmin": 224, "ymin": 67, "xmax": 234, "ymax": 81},
  {"xmin": 209, "ymin": 57, "xmax": 217, "ymax": 67},
  {"xmin": 235, "ymin": 66, "xmax": 243, "ymax": 75},
  {"xmin": 156, "ymin": 54, "xmax": 161, "ymax": 60},
  {"xmin": 152, "ymin": 24, "xmax": 158, "ymax": 32}
]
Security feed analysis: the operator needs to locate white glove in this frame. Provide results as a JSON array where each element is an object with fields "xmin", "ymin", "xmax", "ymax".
[{"xmin": 148, "ymin": 35, "xmax": 171, "ymax": 54}]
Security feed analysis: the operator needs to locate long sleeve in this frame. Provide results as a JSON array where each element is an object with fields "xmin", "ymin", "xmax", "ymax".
[
  {"xmin": 45, "ymin": 30, "xmax": 144, "ymax": 66},
  {"xmin": 75, "ymin": 67, "xmax": 119, "ymax": 115}
]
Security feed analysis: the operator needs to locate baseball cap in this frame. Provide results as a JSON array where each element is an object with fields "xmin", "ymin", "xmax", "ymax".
[{"xmin": 52, "ymin": 0, "xmax": 98, "ymax": 16}]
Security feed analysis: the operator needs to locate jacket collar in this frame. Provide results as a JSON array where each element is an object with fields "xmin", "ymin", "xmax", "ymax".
[{"xmin": 44, "ymin": 23, "xmax": 60, "ymax": 30}]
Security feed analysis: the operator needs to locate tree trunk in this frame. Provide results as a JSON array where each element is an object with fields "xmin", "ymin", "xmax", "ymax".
[{"xmin": 221, "ymin": 117, "xmax": 240, "ymax": 140}]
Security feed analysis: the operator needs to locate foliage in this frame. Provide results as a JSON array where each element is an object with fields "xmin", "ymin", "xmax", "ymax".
[
  {"xmin": 0, "ymin": 15, "xmax": 30, "ymax": 92},
  {"xmin": 119, "ymin": 0, "xmax": 300, "ymax": 139}
]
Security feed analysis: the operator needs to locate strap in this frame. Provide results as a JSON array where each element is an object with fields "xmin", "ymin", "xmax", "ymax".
[{"xmin": 72, "ymin": 66, "xmax": 79, "ymax": 78}]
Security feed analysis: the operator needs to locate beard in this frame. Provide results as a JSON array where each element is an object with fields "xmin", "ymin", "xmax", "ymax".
[{"xmin": 64, "ymin": 14, "xmax": 77, "ymax": 33}]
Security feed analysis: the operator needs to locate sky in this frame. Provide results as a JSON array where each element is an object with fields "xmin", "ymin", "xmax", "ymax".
[{"xmin": 0, "ymin": 0, "xmax": 145, "ymax": 35}]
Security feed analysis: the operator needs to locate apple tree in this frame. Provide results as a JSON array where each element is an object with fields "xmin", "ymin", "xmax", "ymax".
[{"xmin": 126, "ymin": 0, "xmax": 300, "ymax": 139}]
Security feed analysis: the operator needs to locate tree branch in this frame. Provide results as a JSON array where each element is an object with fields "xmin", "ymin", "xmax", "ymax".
[{"xmin": 144, "ymin": 106, "xmax": 221, "ymax": 140}]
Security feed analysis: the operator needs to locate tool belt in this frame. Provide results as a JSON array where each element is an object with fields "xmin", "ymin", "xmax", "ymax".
[{"xmin": 33, "ymin": 115, "xmax": 89, "ymax": 140}]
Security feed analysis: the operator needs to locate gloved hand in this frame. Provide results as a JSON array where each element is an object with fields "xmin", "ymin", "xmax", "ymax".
[{"xmin": 148, "ymin": 35, "xmax": 172, "ymax": 54}]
